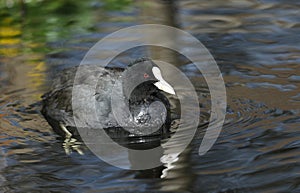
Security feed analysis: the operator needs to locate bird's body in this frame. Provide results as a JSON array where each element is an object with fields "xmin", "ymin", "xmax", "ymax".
[{"xmin": 41, "ymin": 59, "xmax": 175, "ymax": 140}]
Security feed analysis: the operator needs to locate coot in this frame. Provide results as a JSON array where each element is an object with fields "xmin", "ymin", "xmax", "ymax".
[{"xmin": 41, "ymin": 58, "xmax": 175, "ymax": 140}]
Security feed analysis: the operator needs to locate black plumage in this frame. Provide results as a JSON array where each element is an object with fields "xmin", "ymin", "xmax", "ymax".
[{"xmin": 41, "ymin": 59, "xmax": 173, "ymax": 139}]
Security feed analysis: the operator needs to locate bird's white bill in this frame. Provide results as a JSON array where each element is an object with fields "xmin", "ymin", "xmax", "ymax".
[
  {"xmin": 152, "ymin": 67, "xmax": 176, "ymax": 95},
  {"xmin": 154, "ymin": 81, "xmax": 176, "ymax": 95}
]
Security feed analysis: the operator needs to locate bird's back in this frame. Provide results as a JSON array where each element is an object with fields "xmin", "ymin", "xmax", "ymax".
[{"xmin": 41, "ymin": 65, "xmax": 123, "ymax": 134}]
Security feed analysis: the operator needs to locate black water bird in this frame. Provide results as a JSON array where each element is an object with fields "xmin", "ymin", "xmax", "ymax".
[{"xmin": 41, "ymin": 59, "xmax": 176, "ymax": 141}]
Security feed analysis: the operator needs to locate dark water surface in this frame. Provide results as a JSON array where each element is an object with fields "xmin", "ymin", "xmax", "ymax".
[{"xmin": 0, "ymin": 0, "xmax": 299, "ymax": 192}]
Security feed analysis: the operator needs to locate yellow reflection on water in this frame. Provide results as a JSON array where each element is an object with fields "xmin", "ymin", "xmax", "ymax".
[
  {"xmin": 0, "ymin": 26, "xmax": 21, "ymax": 37},
  {"xmin": 26, "ymin": 59, "xmax": 47, "ymax": 100},
  {"xmin": 0, "ymin": 47, "xmax": 20, "ymax": 57},
  {"xmin": 0, "ymin": 25, "xmax": 21, "ymax": 57},
  {"xmin": 0, "ymin": 24, "xmax": 47, "ymax": 101},
  {"xmin": 0, "ymin": 38, "xmax": 21, "ymax": 45}
]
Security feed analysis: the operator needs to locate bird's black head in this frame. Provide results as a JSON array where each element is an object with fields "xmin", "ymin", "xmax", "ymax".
[
  {"xmin": 114, "ymin": 58, "xmax": 175, "ymax": 136},
  {"xmin": 122, "ymin": 58, "xmax": 176, "ymax": 100}
]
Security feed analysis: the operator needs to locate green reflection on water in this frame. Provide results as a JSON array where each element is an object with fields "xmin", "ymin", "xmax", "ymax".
[
  {"xmin": 0, "ymin": 0, "xmax": 90, "ymax": 99},
  {"xmin": 0, "ymin": 0, "xmax": 134, "ymax": 56},
  {"xmin": 1, "ymin": 0, "xmax": 93, "ymax": 46}
]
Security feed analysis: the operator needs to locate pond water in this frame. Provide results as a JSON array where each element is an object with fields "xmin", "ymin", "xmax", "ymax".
[{"xmin": 0, "ymin": 0, "xmax": 299, "ymax": 192}]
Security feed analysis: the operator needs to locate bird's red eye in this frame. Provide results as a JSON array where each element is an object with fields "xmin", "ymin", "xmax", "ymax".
[{"xmin": 144, "ymin": 73, "xmax": 149, "ymax": 78}]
